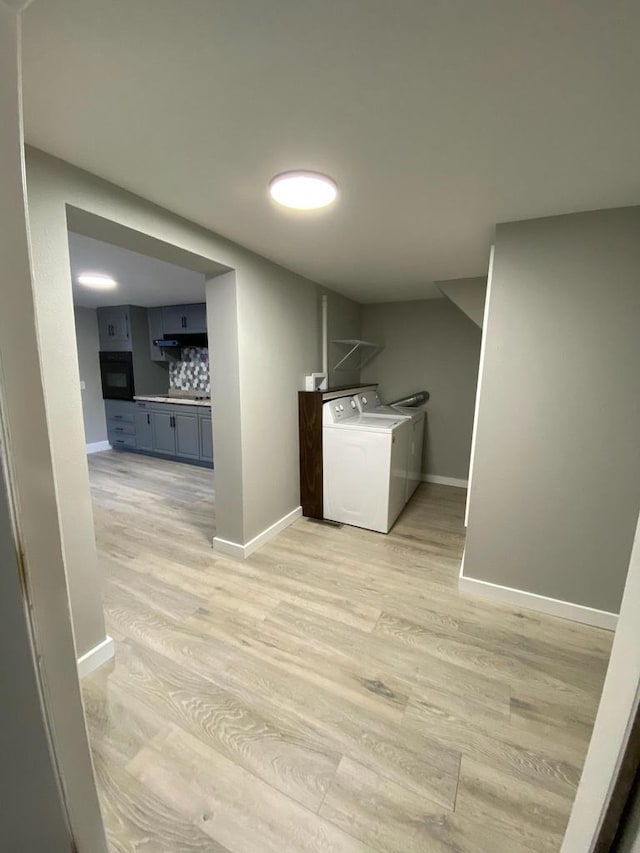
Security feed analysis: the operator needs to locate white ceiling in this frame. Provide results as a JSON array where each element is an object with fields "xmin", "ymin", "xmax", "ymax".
[
  {"xmin": 68, "ymin": 232, "xmax": 205, "ymax": 309},
  {"xmin": 22, "ymin": 0, "xmax": 640, "ymax": 303}
]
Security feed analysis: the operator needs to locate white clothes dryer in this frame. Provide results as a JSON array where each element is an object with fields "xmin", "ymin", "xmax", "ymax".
[{"xmin": 353, "ymin": 391, "xmax": 425, "ymax": 500}]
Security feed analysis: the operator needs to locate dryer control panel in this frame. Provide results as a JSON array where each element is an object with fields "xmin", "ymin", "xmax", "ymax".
[{"xmin": 354, "ymin": 391, "xmax": 384, "ymax": 412}]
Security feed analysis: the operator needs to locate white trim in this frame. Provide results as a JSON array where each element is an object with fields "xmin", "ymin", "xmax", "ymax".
[
  {"xmin": 77, "ymin": 635, "xmax": 114, "ymax": 677},
  {"xmin": 422, "ymin": 474, "xmax": 468, "ymax": 489},
  {"xmin": 213, "ymin": 506, "xmax": 302, "ymax": 559},
  {"xmin": 211, "ymin": 536, "xmax": 245, "ymax": 559},
  {"xmin": 86, "ymin": 440, "xmax": 110, "ymax": 454},
  {"xmin": 562, "ymin": 512, "xmax": 640, "ymax": 851},
  {"xmin": 466, "ymin": 243, "xmax": 494, "ymax": 528},
  {"xmin": 458, "ymin": 564, "xmax": 617, "ymax": 631}
]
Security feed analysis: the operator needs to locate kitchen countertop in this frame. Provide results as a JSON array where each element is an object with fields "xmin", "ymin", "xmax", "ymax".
[{"xmin": 134, "ymin": 395, "xmax": 211, "ymax": 408}]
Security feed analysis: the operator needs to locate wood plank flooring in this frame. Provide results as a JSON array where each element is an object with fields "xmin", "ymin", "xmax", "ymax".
[{"xmin": 84, "ymin": 450, "xmax": 613, "ymax": 852}]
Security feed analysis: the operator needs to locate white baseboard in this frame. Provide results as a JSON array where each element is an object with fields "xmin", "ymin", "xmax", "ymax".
[
  {"xmin": 86, "ymin": 440, "xmax": 111, "ymax": 454},
  {"xmin": 458, "ymin": 561, "xmax": 617, "ymax": 631},
  {"xmin": 212, "ymin": 536, "xmax": 245, "ymax": 559},
  {"xmin": 422, "ymin": 474, "xmax": 469, "ymax": 489},
  {"xmin": 213, "ymin": 506, "xmax": 302, "ymax": 560},
  {"xmin": 77, "ymin": 635, "xmax": 115, "ymax": 677}
]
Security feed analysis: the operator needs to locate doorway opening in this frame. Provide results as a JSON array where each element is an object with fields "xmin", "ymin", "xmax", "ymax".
[
  {"xmin": 63, "ymin": 210, "xmax": 245, "ymax": 823},
  {"xmin": 67, "ymin": 210, "xmax": 229, "ymax": 551},
  {"xmin": 71, "ymin": 238, "xmax": 213, "ymax": 525}
]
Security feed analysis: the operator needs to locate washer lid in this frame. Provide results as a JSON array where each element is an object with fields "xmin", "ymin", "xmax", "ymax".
[{"xmin": 325, "ymin": 414, "xmax": 404, "ymax": 431}]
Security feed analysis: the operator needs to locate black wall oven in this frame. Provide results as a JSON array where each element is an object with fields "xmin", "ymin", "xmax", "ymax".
[{"xmin": 99, "ymin": 351, "xmax": 135, "ymax": 400}]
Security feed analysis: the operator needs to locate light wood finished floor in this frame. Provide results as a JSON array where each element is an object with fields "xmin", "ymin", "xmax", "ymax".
[{"xmin": 84, "ymin": 450, "xmax": 613, "ymax": 853}]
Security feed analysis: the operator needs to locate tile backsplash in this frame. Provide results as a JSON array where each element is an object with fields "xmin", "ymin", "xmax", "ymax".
[{"xmin": 169, "ymin": 346, "xmax": 210, "ymax": 394}]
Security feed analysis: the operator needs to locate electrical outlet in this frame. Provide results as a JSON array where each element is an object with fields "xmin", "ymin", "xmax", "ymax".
[{"xmin": 80, "ymin": 380, "xmax": 86, "ymax": 391}]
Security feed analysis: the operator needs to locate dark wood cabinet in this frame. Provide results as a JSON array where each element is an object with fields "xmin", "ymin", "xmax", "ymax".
[
  {"xmin": 298, "ymin": 392, "xmax": 324, "ymax": 519},
  {"xmin": 298, "ymin": 385, "xmax": 378, "ymax": 519}
]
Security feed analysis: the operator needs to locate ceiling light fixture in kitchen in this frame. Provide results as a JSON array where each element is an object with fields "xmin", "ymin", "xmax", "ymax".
[
  {"xmin": 77, "ymin": 273, "xmax": 118, "ymax": 289},
  {"xmin": 269, "ymin": 171, "xmax": 337, "ymax": 210}
]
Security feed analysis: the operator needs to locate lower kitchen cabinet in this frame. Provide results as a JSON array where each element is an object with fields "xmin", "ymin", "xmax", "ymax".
[
  {"xmin": 152, "ymin": 411, "xmax": 176, "ymax": 456},
  {"xmin": 135, "ymin": 409, "xmax": 153, "ymax": 451},
  {"xmin": 105, "ymin": 400, "xmax": 136, "ymax": 450},
  {"xmin": 106, "ymin": 399, "xmax": 213, "ymax": 467},
  {"xmin": 175, "ymin": 412, "xmax": 200, "ymax": 460},
  {"xmin": 199, "ymin": 417, "xmax": 213, "ymax": 462},
  {"xmin": 105, "ymin": 399, "xmax": 135, "ymax": 425},
  {"xmin": 109, "ymin": 434, "xmax": 136, "ymax": 450}
]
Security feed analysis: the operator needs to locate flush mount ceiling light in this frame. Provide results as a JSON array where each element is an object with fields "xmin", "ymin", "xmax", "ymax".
[
  {"xmin": 269, "ymin": 171, "xmax": 337, "ymax": 210},
  {"xmin": 77, "ymin": 273, "xmax": 118, "ymax": 289}
]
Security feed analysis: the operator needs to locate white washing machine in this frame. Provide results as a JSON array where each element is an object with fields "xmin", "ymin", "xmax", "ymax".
[
  {"xmin": 353, "ymin": 391, "xmax": 425, "ymax": 500},
  {"xmin": 322, "ymin": 396, "xmax": 412, "ymax": 533}
]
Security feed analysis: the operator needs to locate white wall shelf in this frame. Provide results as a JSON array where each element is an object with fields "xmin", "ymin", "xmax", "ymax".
[{"xmin": 331, "ymin": 339, "xmax": 383, "ymax": 371}]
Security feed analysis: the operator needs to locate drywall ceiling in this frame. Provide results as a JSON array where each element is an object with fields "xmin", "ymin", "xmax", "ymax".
[
  {"xmin": 68, "ymin": 232, "xmax": 206, "ymax": 308},
  {"xmin": 22, "ymin": 0, "xmax": 640, "ymax": 303}
]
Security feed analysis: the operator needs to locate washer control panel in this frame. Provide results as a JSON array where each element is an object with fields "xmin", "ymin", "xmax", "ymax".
[{"xmin": 323, "ymin": 396, "xmax": 359, "ymax": 424}]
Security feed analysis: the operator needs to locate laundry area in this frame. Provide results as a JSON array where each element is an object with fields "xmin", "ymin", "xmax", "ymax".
[
  {"xmin": 302, "ymin": 386, "xmax": 426, "ymax": 533},
  {"xmin": 294, "ymin": 289, "xmax": 479, "ymax": 541},
  {"xmin": 321, "ymin": 389, "xmax": 425, "ymax": 533}
]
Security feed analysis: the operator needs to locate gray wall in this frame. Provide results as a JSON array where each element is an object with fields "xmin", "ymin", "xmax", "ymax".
[
  {"xmin": 26, "ymin": 154, "xmax": 108, "ymax": 659},
  {"xmin": 25, "ymin": 148, "xmax": 361, "ymax": 584},
  {"xmin": 236, "ymin": 260, "xmax": 323, "ymax": 540},
  {"xmin": 2, "ymin": 5, "xmax": 107, "ymax": 848},
  {"xmin": 361, "ymin": 298, "xmax": 481, "ymax": 480},
  {"xmin": 326, "ymin": 290, "xmax": 362, "ymax": 388},
  {"xmin": 464, "ymin": 207, "xmax": 640, "ymax": 614},
  {"xmin": 0, "ymin": 456, "xmax": 71, "ymax": 852},
  {"xmin": 207, "ymin": 271, "xmax": 244, "ymax": 544},
  {"xmin": 437, "ymin": 277, "xmax": 486, "ymax": 328},
  {"xmin": 73, "ymin": 306, "xmax": 107, "ymax": 445}
]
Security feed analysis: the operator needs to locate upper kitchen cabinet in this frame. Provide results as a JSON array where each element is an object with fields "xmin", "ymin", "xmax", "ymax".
[
  {"xmin": 147, "ymin": 306, "xmax": 171, "ymax": 363},
  {"xmin": 162, "ymin": 303, "xmax": 207, "ymax": 335},
  {"xmin": 182, "ymin": 303, "xmax": 207, "ymax": 333},
  {"xmin": 97, "ymin": 306, "xmax": 132, "ymax": 351},
  {"xmin": 148, "ymin": 302, "xmax": 208, "ymax": 362}
]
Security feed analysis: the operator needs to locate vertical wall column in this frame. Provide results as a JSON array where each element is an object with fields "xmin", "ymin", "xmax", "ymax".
[
  {"xmin": 207, "ymin": 270, "xmax": 246, "ymax": 548},
  {"xmin": 0, "ymin": 3, "xmax": 108, "ymax": 848},
  {"xmin": 462, "ymin": 208, "xmax": 640, "ymax": 624},
  {"xmin": 26, "ymin": 169, "xmax": 110, "ymax": 659},
  {"xmin": 562, "ymin": 512, "xmax": 640, "ymax": 851}
]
